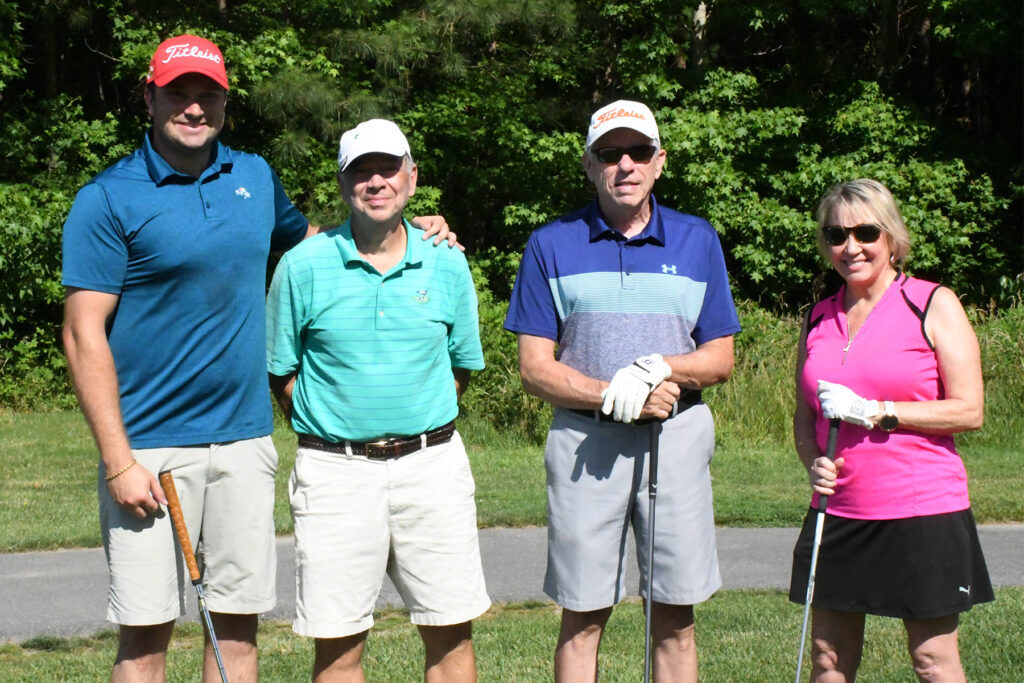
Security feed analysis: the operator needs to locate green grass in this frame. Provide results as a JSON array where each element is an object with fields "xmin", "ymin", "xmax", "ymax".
[
  {"xmin": 1, "ymin": 590, "xmax": 1021, "ymax": 681},
  {"xmin": 2, "ymin": 410, "xmax": 1021, "ymax": 552}
]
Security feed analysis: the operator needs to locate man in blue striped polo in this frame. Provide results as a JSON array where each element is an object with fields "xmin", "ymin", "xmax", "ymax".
[
  {"xmin": 266, "ymin": 118, "xmax": 489, "ymax": 682},
  {"xmin": 505, "ymin": 100, "xmax": 741, "ymax": 682}
]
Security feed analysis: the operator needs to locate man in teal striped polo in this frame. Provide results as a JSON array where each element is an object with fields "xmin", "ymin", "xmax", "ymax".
[{"xmin": 266, "ymin": 118, "xmax": 489, "ymax": 682}]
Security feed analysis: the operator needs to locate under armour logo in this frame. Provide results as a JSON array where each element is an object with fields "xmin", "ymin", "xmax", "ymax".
[
  {"xmin": 661, "ymin": 264, "xmax": 677, "ymax": 274},
  {"xmin": 235, "ymin": 187, "xmax": 251, "ymax": 199}
]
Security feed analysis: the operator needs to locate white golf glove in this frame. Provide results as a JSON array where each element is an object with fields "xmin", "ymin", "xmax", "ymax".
[
  {"xmin": 601, "ymin": 354, "xmax": 672, "ymax": 423},
  {"xmin": 817, "ymin": 379, "xmax": 878, "ymax": 429}
]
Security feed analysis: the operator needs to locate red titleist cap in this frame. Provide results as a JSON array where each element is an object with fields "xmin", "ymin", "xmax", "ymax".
[{"xmin": 147, "ymin": 34, "xmax": 229, "ymax": 90}]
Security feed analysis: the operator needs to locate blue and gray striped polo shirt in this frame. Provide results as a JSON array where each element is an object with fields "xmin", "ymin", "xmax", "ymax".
[{"xmin": 504, "ymin": 197, "xmax": 740, "ymax": 381}]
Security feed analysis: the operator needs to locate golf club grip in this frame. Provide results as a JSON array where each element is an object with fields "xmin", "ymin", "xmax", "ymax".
[
  {"xmin": 158, "ymin": 471, "xmax": 202, "ymax": 583},
  {"xmin": 648, "ymin": 421, "xmax": 661, "ymax": 490},
  {"xmin": 817, "ymin": 418, "xmax": 841, "ymax": 514}
]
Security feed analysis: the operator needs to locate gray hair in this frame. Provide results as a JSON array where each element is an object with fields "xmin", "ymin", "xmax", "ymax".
[{"xmin": 814, "ymin": 179, "xmax": 911, "ymax": 268}]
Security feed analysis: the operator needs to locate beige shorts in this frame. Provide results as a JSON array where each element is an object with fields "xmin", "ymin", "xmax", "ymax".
[
  {"xmin": 99, "ymin": 436, "xmax": 278, "ymax": 625},
  {"xmin": 290, "ymin": 431, "xmax": 490, "ymax": 638}
]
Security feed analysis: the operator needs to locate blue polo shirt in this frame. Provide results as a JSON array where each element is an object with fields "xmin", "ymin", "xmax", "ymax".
[
  {"xmin": 266, "ymin": 219, "xmax": 484, "ymax": 441},
  {"xmin": 504, "ymin": 196, "xmax": 740, "ymax": 381},
  {"xmin": 62, "ymin": 131, "xmax": 308, "ymax": 448}
]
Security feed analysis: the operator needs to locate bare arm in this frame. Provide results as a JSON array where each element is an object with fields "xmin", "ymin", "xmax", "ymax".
[
  {"xmin": 517, "ymin": 334, "xmax": 608, "ymax": 409},
  {"xmin": 453, "ymin": 367, "xmax": 471, "ymax": 398},
  {"xmin": 63, "ymin": 288, "xmax": 165, "ymax": 518},
  {"xmin": 269, "ymin": 372, "xmax": 297, "ymax": 423},
  {"xmin": 869, "ymin": 287, "xmax": 983, "ymax": 434},
  {"xmin": 517, "ymin": 334, "xmax": 678, "ymax": 418},
  {"xmin": 662, "ymin": 335, "xmax": 735, "ymax": 389}
]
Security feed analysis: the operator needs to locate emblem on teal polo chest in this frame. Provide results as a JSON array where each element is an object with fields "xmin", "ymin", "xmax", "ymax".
[{"xmin": 414, "ymin": 289, "xmax": 429, "ymax": 304}]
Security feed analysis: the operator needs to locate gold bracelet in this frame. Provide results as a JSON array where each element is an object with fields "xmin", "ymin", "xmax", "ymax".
[{"xmin": 105, "ymin": 459, "xmax": 137, "ymax": 481}]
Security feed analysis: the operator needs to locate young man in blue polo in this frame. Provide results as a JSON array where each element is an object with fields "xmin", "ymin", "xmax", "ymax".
[
  {"xmin": 266, "ymin": 119, "xmax": 489, "ymax": 682},
  {"xmin": 62, "ymin": 35, "xmax": 453, "ymax": 682},
  {"xmin": 505, "ymin": 100, "xmax": 741, "ymax": 682}
]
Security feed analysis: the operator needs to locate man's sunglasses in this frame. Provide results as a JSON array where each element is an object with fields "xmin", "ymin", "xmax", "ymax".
[
  {"xmin": 590, "ymin": 144, "xmax": 658, "ymax": 165},
  {"xmin": 821, "ymin": 223, "xmax": 883, "ymax": 246}
]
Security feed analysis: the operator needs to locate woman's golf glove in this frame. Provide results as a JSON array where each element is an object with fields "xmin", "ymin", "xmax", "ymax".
[
  {"xmin": 601, "ymin": 354, "xmax": 672, "ymax": 423},
  {"xmin": 817, "ymin": 379, "xmax": 878, "ymax": 428}
]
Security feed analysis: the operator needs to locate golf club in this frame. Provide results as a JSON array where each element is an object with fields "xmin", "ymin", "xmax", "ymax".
[
  {"xmin": 644, "ymin": 419, "xmax": 662, "ymax": 683},
  {"xmin": 159, "ymin": 471, "xmax": 229, "ymax": 683},
  {"xmin": 794, "ymin": 417, "xmax": 841, "ymax": 683}
]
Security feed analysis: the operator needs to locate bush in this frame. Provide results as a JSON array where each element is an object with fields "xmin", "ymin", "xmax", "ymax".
[
  {"xmin": 0, "ymin": 184, "xmax": 75, "ymax": 409},
  {"xmin": 962, "ymin": 301, "xmax": 1024, "ymax": 449},
  {"xmin": 460, "ymin": 252, "xmax": 552, "ymax": 444}
]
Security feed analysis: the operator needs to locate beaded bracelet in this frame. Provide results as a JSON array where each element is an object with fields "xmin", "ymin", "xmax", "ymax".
[{"xmin": 105, "ymin": 459, "xmax": 138, "ymax": 481}]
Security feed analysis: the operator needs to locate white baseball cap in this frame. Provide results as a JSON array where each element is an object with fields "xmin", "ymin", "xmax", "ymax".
[
  {"xmin": 585, "ymin": 100, "xmax": 660, "ymax": 151},
  {"xmin": 337, "ymin": 119, "xmax": 411, "ymax": 171}
]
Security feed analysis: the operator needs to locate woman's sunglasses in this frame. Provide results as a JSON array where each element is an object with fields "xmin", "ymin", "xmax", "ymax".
[
  {"xmin": 822, "ymin": 223, "xmax": 883, "ymax": 246},
  {"xmin": 590, "ymin": 144, "xmax": 658, "ymax": 165}
]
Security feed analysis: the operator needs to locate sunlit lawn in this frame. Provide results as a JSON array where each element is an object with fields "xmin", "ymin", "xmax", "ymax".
[{"xmin": 2, "ymin": 590, "xmax": 1021, "ymax": 681}]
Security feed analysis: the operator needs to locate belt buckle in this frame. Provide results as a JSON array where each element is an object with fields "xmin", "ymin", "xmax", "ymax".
[{"xmin": 365, "ymin": 439, "xmax": 393, "ymax": 459}]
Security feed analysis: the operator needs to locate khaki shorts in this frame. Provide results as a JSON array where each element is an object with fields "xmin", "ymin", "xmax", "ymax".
[
  {"xmin": 99, "ymin": 436, "xmax": 278, "ymax": 625},
  {"xmin": 290, "ymin": 431, "xmax": 490, "ymax": 638},
  {"xmin": 544, "ymin": 406, "xmax": 721, "ymax": 611}
]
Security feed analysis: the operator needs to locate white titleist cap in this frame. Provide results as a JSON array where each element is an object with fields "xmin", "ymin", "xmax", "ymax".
[
  {"xmin": 585, "ymin": 100, "xmax": 660, "ymax": 150},
  {"xmin": 338, "ymin": 119, "xmax": 411, "ymax": 171}
]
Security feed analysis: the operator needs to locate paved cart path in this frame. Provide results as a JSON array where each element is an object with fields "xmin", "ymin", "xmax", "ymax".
[{"xmin": 2, "ymin": 525, "xmax": 1021, "ymax": 643}]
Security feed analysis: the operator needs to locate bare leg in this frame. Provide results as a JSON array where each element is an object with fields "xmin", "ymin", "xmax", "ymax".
[
  {"xmin": 111, "ymin": 621, "xmax": 175, "ymax": 683},
  {"xmin": 650, "ymin": 602, "xmax": 697, "ymax": 683},
  {"xmin": 312, "ymin": 631, "xmax": 369, "ymax": 683},
  {"xmin": 904, "ymin": 615, "xmax": 966, "ymax": 683},
  {"xmin": 554, "ymin": 607, "xmax": 612, "ymax": 683},
  {"xmin": 810, "ymin": 608, "xmax": 865, "ymax": 682},
  {"xmin": 418, "ymin": 621, "xmax": 477, "ymax": 683},
  {"xmin": 204, "ymin": 612, "xmax": 258, "ymax": 682}
]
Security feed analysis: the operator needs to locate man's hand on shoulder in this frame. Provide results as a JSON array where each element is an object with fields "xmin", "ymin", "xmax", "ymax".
[{"xmin": 411, "ymin": 215, "xmax": 463, "ymax": 250}]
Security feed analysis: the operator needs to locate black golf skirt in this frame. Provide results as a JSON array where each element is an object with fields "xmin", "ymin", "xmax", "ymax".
[{"xmin": 788, "ymin": 507, "xmax": 994, "ymax": 619}]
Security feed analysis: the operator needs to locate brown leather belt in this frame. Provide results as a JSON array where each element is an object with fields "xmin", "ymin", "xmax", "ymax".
[
  {"xmin": 569, "ymin": 389, "xmax": 703, "ymax": 424},
  {"xmin": 297, "ymin": 421, "xmax": 456, "ymax": 459}
]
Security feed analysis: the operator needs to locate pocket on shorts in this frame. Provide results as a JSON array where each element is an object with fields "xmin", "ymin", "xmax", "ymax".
[
  {"xmin": 433, "ymin": 434, "xmax": 476, "ymax": 498},
  {"xmin": 289, "ymin": 450, "xmax": 310, "ymax": 513},
  {"xmin": 257, "ymin": 434, "xmax": 280, "ymax": 475}
]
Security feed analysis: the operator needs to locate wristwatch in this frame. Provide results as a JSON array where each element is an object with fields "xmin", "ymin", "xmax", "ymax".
[{"xmin": 879, "ymin": 400, "xmax": 899, "ymax": 432}]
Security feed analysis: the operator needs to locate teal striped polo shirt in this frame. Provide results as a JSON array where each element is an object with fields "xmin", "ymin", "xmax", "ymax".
[{"xmin": 266, "ymin": 219, "xmax": 484, "ymax": 441}]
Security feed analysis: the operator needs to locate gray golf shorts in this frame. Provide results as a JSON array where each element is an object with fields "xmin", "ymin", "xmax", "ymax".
[
  {"xmin": 99, "ymin": 436, "xmax": 279, "ymax": 625},
  {"xmin": 543, "ymin": 406, "xmax": 722, "ymax": 612}
]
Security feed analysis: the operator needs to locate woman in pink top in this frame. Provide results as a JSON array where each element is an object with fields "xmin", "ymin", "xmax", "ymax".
[{"xmin": 788, "ymin": 179, "xmax": 992, "ymax": 682}]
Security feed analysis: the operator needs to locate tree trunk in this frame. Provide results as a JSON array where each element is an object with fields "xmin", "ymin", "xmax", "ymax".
[{"xmin": 690, "ymin": 1, "xmax": 710, "ymax": 74}]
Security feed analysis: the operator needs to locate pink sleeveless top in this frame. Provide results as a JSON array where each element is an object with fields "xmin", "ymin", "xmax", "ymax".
[{"xmin": 800, "ymin": 274, "xmax": 970, "ymax": 519}]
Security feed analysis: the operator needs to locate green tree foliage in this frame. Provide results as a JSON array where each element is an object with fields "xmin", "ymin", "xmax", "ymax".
[{"xmin": 0, "ymin": 0, "xmax": 1020, "ymax": 411}]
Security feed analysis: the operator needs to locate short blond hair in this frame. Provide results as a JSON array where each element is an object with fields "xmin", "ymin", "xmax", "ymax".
[{"xmin": 814, "ymin": 179, "xmax": 911, "ymax": 268}]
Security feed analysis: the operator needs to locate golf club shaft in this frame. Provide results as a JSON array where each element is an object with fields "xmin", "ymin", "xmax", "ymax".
[
  {"xmin": 644, "ymin": 420, "xmax": 661, "ymax": 683},
  {"xmin": 159, "ymin": 472, "xmax": 230, "ymax": 683},
  {"xmin": 795, "ymin": 418, "xmax": 841, "ymax": 683}
]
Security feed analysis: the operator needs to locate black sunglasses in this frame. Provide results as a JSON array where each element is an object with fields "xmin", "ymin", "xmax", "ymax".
[
  {"xmin": 821, "ymin": 223, "xmax": 883, "ymax": 246},
  {"xmin": 591, "ymin": 144, "xmax": 658, "ymax": 165}
]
